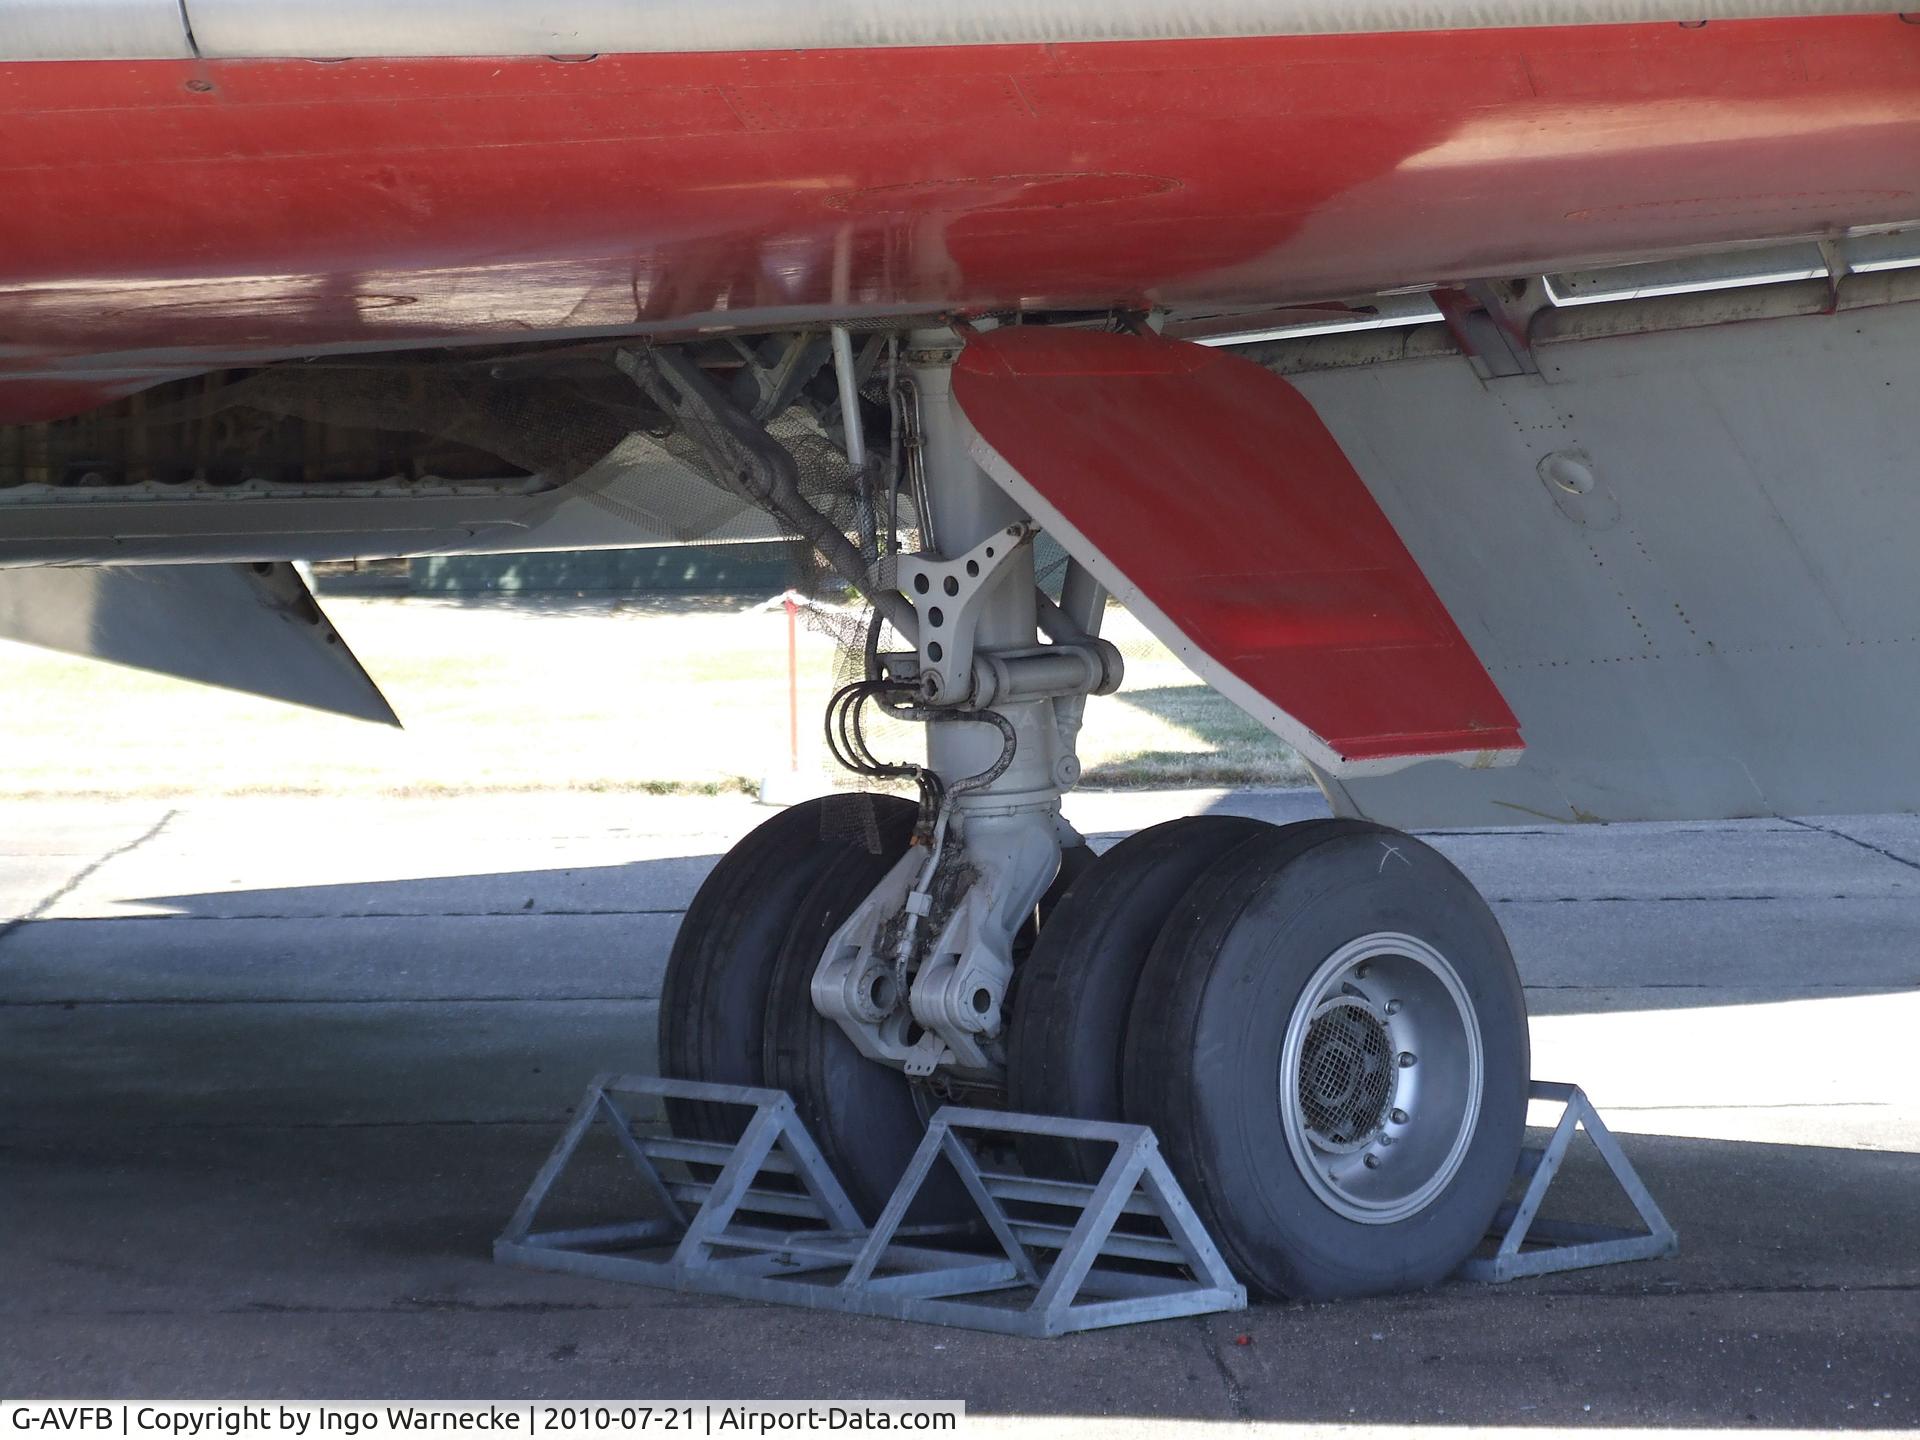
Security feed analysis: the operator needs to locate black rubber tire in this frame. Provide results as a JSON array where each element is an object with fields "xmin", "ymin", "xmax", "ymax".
[
  {"xmin": 1125, "ymin": 821, "xmax": 1529, "ymax": 1301},
  {"xmin": 762, "ymin": 810, "xmax": 964, "ymax": 1221},
  {"xmin": 1005, "ymin": 814, "xmax": 1274, "ymax": 1182},
  {"xmin": 658, "ymin": 794, "xmax": 918, "ymax": 1142}
]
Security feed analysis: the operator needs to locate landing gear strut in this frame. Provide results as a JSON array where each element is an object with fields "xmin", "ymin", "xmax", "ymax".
[{"xmin": 651, "ymin": 325, "xmax": 1528, "ymax": 1298}]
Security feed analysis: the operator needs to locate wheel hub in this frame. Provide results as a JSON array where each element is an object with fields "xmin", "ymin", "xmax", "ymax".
[
  {"xmin": 1279, "ymin": 933, "xmax": 1484, "ymax": 1226},
  {"xmin": 1298, "ymin": 997, "xmax": 1397, "ymax": 1153}
]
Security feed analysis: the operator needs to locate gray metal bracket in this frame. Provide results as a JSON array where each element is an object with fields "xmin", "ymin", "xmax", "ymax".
[
  {"xmin": 896, "ymin": 523, "xmax": 1034, "ymax": 704},
  {"xmin": 1457, "ymin": 1080, "xmax": 1679, "ymax": 1282},
  {"xmin": 495, "ymin": 1074, "xmax": 1246, "ymax": 1337}
]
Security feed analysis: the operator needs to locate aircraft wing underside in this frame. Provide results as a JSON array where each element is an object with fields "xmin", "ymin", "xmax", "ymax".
[
  {"xmin": 1294, "ymin": 281, "xmax": 1920, "ymax": 826},
  {"xmin": 2, "ymin": 1, "xmax": 1919, "ymax": 824},
  {"xmin": 950, "ymin": 278, "xmax": 1920, "ymax": 824},
  {"xmin": 8, "ymin": 265, "xmax": 1920, "ymax": 824}
]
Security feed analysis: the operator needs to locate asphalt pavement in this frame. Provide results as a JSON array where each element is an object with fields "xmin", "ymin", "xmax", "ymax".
[{"xmin": 3, "ymin": 789, "xmax": 1918, "ymax": 1431}]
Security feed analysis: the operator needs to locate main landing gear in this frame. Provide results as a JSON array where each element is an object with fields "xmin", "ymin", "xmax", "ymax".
[{"xmin": 648, "ymin": 327, "xmax": 1529, "ymax": 1300}]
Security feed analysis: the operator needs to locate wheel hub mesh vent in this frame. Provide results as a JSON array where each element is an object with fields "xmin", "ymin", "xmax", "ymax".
[{"xmin": 1299, "ymin": 1000, "xmax": 1395, "ymax": 1152}]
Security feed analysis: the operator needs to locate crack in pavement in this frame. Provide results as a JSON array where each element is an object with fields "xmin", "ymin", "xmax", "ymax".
[
  {"xmin": 11, "ymin": 983, "xmax": 1901, "ymax": 1009},
  {"xmin": 1195, "ymin": 1314, "xmax": 1253, "ymax": 1422},
  {"xmin": 19, "ymin": 984, "xmax": 1910, "ymax": 1010},
  {"xmin": 1485, "ymin": 1280, "xmax": 1920, "ymax": 1300},
  {"xmin": 1597, "ymin": 1099, "xmax": 1892, "ymax": 1111},
  {"xmin": 12, "ymin": 1280, "xmax": 1920, "ymax": 1324},
  {"xmin": 1523, "ymin": 982, "xmax": 1915, "ymax": 991},
  {"xmin": 0, "ymin": 994, "xmax": 661, "ymax": 1009},
  {"xmin": 0, "ymin": 809, "xmax": 178, "ymax": 955},
  {"xmin": 1784, "ymin": 817, "xmax": 1920, "ymax": 874},
  {"xmin": 15, "ymin": 909, "xmax": 690, "ymax": 924},
  {"xmin": 44, "ymin": 896, "xmax": 1907, "ymax": 920},
  {"xmin": 1496, "ymin": 894, "xmax": 1789, "ymax": 904},
  {"xmin": 0, "ymin": 1117, "xmax": 568, "ymax": 1135}
]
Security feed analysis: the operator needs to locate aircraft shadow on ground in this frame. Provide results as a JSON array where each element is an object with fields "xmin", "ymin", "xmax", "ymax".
[{"xmin": 88, "ymin": 840, "xmax": 1920, "ymax": 1020}]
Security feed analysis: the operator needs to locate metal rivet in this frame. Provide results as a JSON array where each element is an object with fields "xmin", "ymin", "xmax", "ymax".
[
  {"xmin": 1390, "ymin": 1108, "xmax": 1409, "ymax": 1126},
  {"xmin": 1385, "ymin": 999, "xmax": 1402, "ymax": 1016},
  {"xmin": 1364, "ymin": 1153, "xmax": 1382, "ymax": 1169},
  {"xmin": 1398, "ymin": 1051, "xmax": 1417, "ymax": 1068}
]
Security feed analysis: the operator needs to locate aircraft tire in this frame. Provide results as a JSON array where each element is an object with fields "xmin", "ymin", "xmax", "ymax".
[
  {"xmin": 761, "ymin": 811, "xmax": 964, "ymax": 1221},
  {"xmin": 1004, "ymin": 813, "xmax": 1276, "ymax": 1182},
  {"xmin": 1126, "ymin": 821, "xmax": 1528, "ymax": 1300},
  {"xmin": 658, "ymin": 794, "xmax": 917, "ymax": 1143}
]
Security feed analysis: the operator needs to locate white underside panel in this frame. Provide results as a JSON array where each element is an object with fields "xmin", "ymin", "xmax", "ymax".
[
  {"xmin": 1293, "ymin": 295, "xmax": 1920, "ymax": 826},
  {"xmin": 1, "ymin": 0, "xmax": 1907, "ymax": 62}
]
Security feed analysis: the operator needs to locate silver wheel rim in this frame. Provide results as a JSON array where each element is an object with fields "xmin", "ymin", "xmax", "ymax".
[{"xmin": 1279, "ymin": 933, "xmax": 1483, "ymax": 1225}]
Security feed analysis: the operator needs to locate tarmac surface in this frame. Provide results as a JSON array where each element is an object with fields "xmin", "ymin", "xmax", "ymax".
[{"xmin": 3, "ymin": 788, "xmax": 1918, "ymax": 1430}]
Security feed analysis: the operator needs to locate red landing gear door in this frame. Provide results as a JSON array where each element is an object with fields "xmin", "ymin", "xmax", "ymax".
[{"xmin": 952, "ymin": 327, "xmax": 1521, "ymax": 776}]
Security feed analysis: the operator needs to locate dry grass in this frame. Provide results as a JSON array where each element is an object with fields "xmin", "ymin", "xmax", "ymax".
[{"xmin": 0, "ymin": 592, "xmax": 1306, "ymax": 799}]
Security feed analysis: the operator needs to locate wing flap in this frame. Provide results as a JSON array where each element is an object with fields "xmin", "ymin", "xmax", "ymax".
[
  {"xmin": 952, "ymin": 327, "xmax": 1520, "ymax": 775},
  {"xmin": 0, "ymin": 561, "xmax": 399, "ymax": 725}
]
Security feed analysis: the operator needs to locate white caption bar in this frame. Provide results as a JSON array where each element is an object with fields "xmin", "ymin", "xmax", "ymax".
[{"xmin": 3, "ymin": 1406, "xmax": 966, "ymax": 1439}]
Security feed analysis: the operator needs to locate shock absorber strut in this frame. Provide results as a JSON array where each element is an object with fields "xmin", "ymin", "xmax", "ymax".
[
  {"xmin": 618, "ymin": 325, "xmax": 1118, "ymax": 1084},
  {"xmin": 810, "ymin": 329, "xmax": 1119, "ymax": 1080}
]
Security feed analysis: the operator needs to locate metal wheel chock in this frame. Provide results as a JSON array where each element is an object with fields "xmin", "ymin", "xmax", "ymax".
[
  {"xmin": 1458, "ymin": 1080, "xmax": 1679, "ymax": 1282},
  {"xmin": 496, "ymin": 1074, "xmax": 1247, "ymax": 1337}
]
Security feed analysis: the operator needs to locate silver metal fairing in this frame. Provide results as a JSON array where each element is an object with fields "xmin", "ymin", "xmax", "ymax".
[{"xmin": 2, "ymin": 0, "xmax": 194, "ymax": 61}]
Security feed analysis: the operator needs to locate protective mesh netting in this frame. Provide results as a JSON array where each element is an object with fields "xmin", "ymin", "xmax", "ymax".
[
  {"xmin": 229, "ymin": 359, "xmax": 898, "ymax": 559},
  {"xmin": 5, "ymin": 355, "xmax": 876, "ymax": 551},
  {"xmin": 1299, "ymin": 1002, "xmax": 1396, "ymax": 1152}
]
